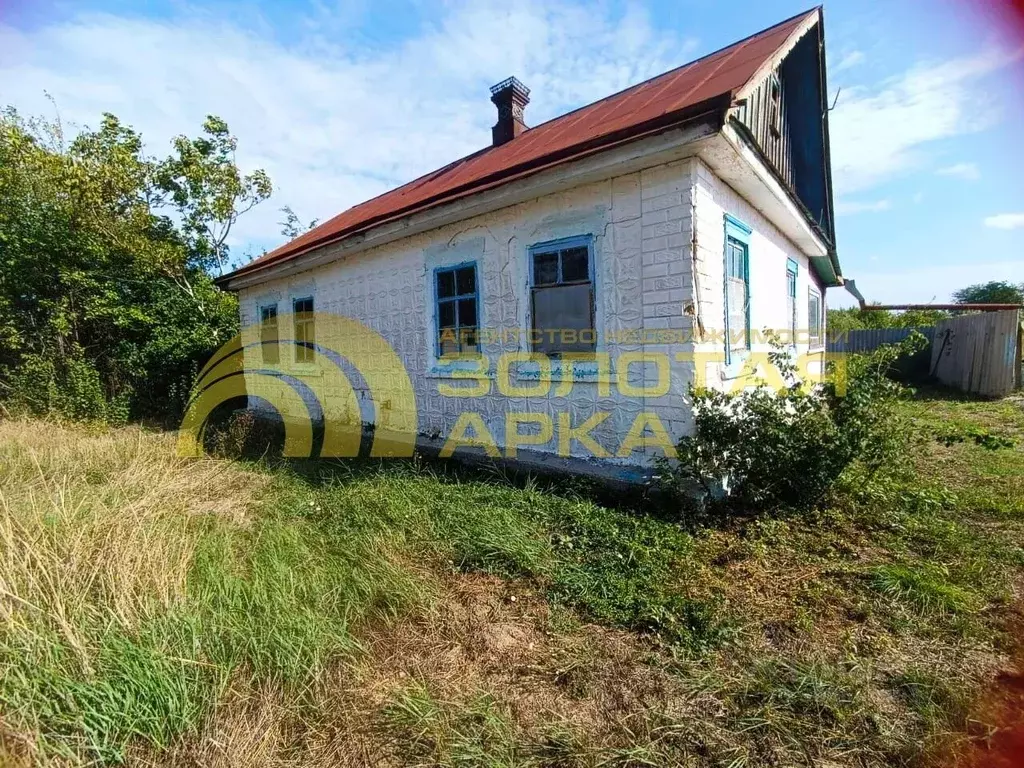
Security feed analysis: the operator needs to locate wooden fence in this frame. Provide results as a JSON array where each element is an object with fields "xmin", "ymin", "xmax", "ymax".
[{"xmin": 930, "ymin": 310, "xmax": 1023, "ymax": 398}]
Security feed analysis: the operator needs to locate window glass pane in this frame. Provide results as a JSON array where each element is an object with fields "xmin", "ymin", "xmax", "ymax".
[
  {"xmin": 460, "ymin": 327, "xmax": 478, "ymax": 354},
  {"xmin": 533, "ymin": 251, "xmax": 558, "ymax": 285},
  {"xmin": 438, "ymin": 301, "xmax": 456, "ymax": 329},
  {"xmin": 294, "ymin": 312, "xmax": 314, "ymax": 363},
  {"xmin": 727, "ymin": 241, "xmax": 745, "ymax": 278},
  {"xmin": 532, "ymin": 283, "xmax": 594, "ymax": 355},
  {"xmin": 458, "ymin": 297, "xmax": 477, "ymax": 327},
  {"xmin": 455, "ymin": 266, "xmax": 476, "ymax": 296},
  {"xmin": 560, "ymin": 246, "xmax": 589, "ymax": 282},
  {"xmin": 437, "ymin": 270, "xmax": 455, "ymax": 299},
  {"xmin": 727, "ymin": 279, "xmax": 747, "ymax": 350},
  {"xmin": 808, "ymin": 291, "xmax": 821, "ymax": 341},
  {"xmin": 439, "ymin": 333, "xmax": 459, "ymax": 357},
  {"xmin": 261, "ymin": 307, "xmax": 279, "ymax": 364}
]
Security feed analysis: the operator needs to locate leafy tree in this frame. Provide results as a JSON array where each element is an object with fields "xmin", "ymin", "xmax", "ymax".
[
  {"xmin": 155, "ymin": 116, "xmax": 271, "ymax": 277},
  {"xmin": 278, "ymin": 205, "xmax": 319, "ymax": 239},
  {"xmin": 0, "ymin": 107, "xmax": 269, "ymax": 421},
  {"xmin": 952, "ymin": 281, "xmax": 1024, "ymax": 306},
  {"xmin": 828, "ymin": 306, "xmax": 948, "ymax": 334}
]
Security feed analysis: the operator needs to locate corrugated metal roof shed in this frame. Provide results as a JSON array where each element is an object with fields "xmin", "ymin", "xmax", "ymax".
[{"xmin": 224, "ymin": 7, "xmax": 819, "ymax": 282}]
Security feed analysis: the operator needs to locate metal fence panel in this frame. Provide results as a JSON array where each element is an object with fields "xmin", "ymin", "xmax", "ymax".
[
  {"xmin": 931, "ymin": 310, "xmax": 1022, "ymax": 398},
  {"xmin": 827, "ymin": 327, "xmax": 935, "ymax": 354}
]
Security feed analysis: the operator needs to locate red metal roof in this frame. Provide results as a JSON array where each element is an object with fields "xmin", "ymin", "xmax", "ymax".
[{"xmin": 226, "ymin": 8, "xmax": 818, "ymax": 282}]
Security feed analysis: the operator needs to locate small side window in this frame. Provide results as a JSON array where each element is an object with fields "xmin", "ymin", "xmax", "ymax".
[
  {"xmin": 435, "ymin": 263, "xmax": 479, "ymax": 357},
  {"xmin": 725, "ymin": 237, "xmax": 750, "ymax": 355},
  {"xmin": 259, "ymin": 304, "xmax": 279, "ymax": 364},
  {"xmin": 786, "ymin": 260, "xmax": 798, "ymax": 345},
  {"xmin": 808, "ymin": 287, "xmax": 823, "ymax": 348},
  {"xmin": 293, "ymin": 297, "xmax": 315, "ymax": 363},
  {"xmin": 723, "ymin": 215, "xmax": 752, "ymax": 364}
]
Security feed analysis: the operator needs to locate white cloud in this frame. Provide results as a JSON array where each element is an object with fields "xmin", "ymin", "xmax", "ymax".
[
  {"xmin": 834, "ymin": 50, "xmax": 865, "ymax": 71},
  {"xmin": 828, "ymin": 46, "xmax": 1020, "ymax": 194},
  {"xmin": 936, "ymin": 162, "xmax": 980, "ymax": 180},
  {"xmin": 835, "ymin": 198, "xmax": 891, "ymax": 215},
  {"xmin": 0, "ymin": 1, "xmax": 696, "ymax": 255},
  {"xmin": 984, "ymin": 213, "xmax": 1024, "ymax": 230}
]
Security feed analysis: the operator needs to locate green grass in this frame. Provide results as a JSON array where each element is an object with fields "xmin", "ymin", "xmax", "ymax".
[
  {"xmin": 869, "ymin": 562, "xmax": 982, "ymax": 616},
  {"xmin": 3, "ymin": 388, "xmax": 1024, "ymax": 765},
  {"xmin": 383, "ymin": 685, "xmax": 523, "ymax": 767}
]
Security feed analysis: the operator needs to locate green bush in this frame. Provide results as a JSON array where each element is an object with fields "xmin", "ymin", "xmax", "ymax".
[
  {"xmin": 9, "ymin": 351, "xmax": 108, "ymax": 421},
  {"xmin": 659, "ymin": 334, "xmax": 927, "ymax": 513},
  {"xmin": 8, "ymin": 354, "xmax": 59, "ymax": 415}
]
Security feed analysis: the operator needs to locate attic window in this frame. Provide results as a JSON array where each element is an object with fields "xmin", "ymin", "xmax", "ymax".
[{"xmin": 768, "ymin": 74, "xmax": 781, "ymax": 138}]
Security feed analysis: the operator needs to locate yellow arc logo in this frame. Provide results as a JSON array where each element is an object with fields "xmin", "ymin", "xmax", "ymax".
[{"xmin": 177, "ymin": 312, "xmax": 418, "ymax": 458}]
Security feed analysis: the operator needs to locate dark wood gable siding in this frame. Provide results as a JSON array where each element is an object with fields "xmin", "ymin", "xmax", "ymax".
[
  {"xmin": 734, "ymin": 70, "xmax": 794, "ymax": 189},
  {"xmin": 732, "ymin": 26, "xmax": 834, "ymax": 246}
]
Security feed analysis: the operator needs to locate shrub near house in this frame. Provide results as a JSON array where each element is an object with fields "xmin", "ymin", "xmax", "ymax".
[{"xmin": 660, "ymin": 334, "xmax": 928, "ymax": 511}]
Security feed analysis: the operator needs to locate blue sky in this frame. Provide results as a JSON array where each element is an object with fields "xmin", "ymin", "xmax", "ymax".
[{"xmin": 1, "ymin": 0, "xmax": 1022, "ymax": 307}]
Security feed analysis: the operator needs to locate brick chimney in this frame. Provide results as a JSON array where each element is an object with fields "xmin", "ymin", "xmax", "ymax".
[{"xmin": 490, "ymin": 77, "xmax": 530, "ymax": 146}]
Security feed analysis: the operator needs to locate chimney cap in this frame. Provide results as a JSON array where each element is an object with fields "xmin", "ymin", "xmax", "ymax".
[{"xmin": 490, "ymin": 76, "xmax": 530, "ymax": 99}]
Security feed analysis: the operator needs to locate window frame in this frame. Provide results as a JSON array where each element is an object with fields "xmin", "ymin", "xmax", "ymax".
[
  {"xmin": 259, "ymin": 302, "xmax": 279, "ymax": 364},
  {"xmin": 723, "ymin": 214, "xmax": 752, "ymax": 365},
  {"xmin": 808, "ymin": 286, "xmax": 823, "ymax": 349},
  {"xmin": 433, "ymin": 261, "xmax": 480, "ymax": 358},
  {"xmin": 527, "ymin": 234, "xmax": 596, "ymax": 358},
  {"xmin": 786, "ymin": 258, "xmax": 798, "ymax": 346},
  {"xmin": 292, "ymin": 296, "xmax": 315, "ymax": 364}
]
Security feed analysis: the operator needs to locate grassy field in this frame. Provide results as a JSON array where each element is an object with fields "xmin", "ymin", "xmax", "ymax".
[{"xmin": 1, "ymin": 389, "xmax": 1022, "ymax": 766}]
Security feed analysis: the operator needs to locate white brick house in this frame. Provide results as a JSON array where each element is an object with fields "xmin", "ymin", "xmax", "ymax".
[{"xmin": 218, "ymin": 8, "xmax": 844, "ymax": 482}]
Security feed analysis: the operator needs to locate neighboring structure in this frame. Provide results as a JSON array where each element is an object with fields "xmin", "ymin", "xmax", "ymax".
[{"xmin": 218, "ymin": 7, "xmax": 845, "ymax": 480}]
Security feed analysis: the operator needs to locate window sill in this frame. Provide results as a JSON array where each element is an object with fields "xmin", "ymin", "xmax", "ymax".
[
  {"xmin": 514, "ymin": 359, "xmax": 615, "ymax": 384},
  {"xmin": 426, "ymin": 359, "xmax": 492, "ymax": 380},
  {"xmin": 721, "ymin": 351, "xmax": 750, "ymax": 381}
]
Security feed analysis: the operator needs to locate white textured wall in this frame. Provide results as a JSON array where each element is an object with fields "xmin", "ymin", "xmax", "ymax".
[
  {"xmin": 239, "ymin": 158, "xmax": 699, "ymax": 471},
  {"xmin": 690, "ymin": 158, "xmax": 826, "ymax": 388}
]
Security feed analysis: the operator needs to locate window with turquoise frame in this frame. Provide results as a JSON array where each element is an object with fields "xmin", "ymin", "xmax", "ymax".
[
  {"xmin": 786, "ymin": 258, "xmax": 798, "ymax": 345},
  {"xmin": 434, "ymin": 262, "xmax": 479, "ymax": 357},
  {"xmin": 528, "ymin": 234, "xmax": 595, "ymax": 357},
  {"xmin": 293, "ymin": 296, "xmax": 315, "ymax": 364},
  {"xmin": 808, "ymin": 287, "xmax": 823, "ymax": 348},
  {"xmin": 259, "ymin": 303, "xmax": 279, "ymax": 364},
  {"xmin": 723, "ymin": 215, "xmax": 751, "ymax": 363}
]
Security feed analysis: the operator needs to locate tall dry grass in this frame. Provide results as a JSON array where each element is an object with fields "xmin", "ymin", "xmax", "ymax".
[
  {"xmin": 0, "ymin": 419, "xmax": 260, "ymax": 638},
  {"xmin": 0, "ymin": 420, "xmax": 266, "ymax": 763},
  {"xmin": 0, "ymin": 419, "xmax": 430, "ymax": 765}
]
